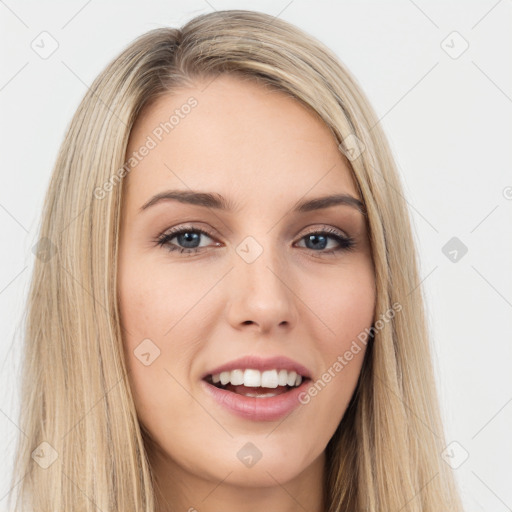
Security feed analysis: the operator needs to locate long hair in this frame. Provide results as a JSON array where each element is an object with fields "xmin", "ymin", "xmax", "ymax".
[{"xmin": 9, "ymin": 9, "xmax": 464, "ymax": 511}]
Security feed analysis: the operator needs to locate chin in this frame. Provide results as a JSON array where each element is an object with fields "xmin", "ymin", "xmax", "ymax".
[{"xmin": 193, "ymin": 437, "xmax": 321, "ymax": 487}]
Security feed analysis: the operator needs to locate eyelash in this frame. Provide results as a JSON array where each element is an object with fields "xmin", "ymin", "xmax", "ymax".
[{"xmin": 155, "ymin": 225, "xmax": 356, "ymax": 257}]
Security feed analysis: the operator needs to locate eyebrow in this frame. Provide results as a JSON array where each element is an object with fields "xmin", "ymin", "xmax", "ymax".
[{"xmin": 139, "ymin": 189, "xmax": 366, "ymax": 215}]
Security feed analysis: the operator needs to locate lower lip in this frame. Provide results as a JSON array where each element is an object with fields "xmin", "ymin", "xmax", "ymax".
[{"xmin": 201, "ymin": 379, "xmax": 310, "ymax": 422}]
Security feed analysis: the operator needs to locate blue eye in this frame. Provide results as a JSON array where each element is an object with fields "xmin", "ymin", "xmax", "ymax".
[
  {"xmin": 156, "ymin": 227, "xmax": 216, "ymax": 254},
  {"xmin": 297, "ymin": 229, "xmax": 355, "ymax": 253},
  {"xmin": 156, "ymin": 226, "xmax": 355, "ymax": 256}
]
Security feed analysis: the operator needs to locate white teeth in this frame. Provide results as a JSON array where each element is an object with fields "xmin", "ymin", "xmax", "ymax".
[
  {"xmin": 286, "ymin": 371, "xmax": 297, "ymax": 387},
  {"xmin": 243, "ymin": 369, "xmax": 261, "ymax": 387},
  {"xmin": 230, "ymin": 369, "xmax": 244, "ymax": 386},
  {"xmin": 210, "ymin": 368, "xmax": 305, "ymax": 388},
  {"xmin": 261, "ymin": 370, "xmax": 279, "ymax": 388},
  {"xmin": 278, "ymin": 369, "xmax": 288, "ymax": 386}
]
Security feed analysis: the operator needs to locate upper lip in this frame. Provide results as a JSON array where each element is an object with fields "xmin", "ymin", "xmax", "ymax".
[{"xmin": 202, "ymin": 355, "xmax": 312, "ymax": 380}]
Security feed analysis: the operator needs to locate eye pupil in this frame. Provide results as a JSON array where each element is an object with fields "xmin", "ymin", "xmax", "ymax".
[
  {"xmin": 177, "ymin": 232, "xmax": 200, "ymax": 248},
  {"xmin": 305, "ymin": 234, "xmax": 327, "ymax": 250}
]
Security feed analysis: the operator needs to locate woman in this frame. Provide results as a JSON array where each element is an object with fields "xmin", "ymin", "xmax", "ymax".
[{"xmin": 9, "ymin": 9, "xmax": 464, "ymax": 512}]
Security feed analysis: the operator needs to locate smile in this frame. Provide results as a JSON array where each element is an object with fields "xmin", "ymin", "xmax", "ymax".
[
  {"xmin": 206, "ymin": 368, "xmax": 304, "ymax": 397},
  {"xmin": 202, "ymin": 367, "xmax": 311, "ymax": 421}
]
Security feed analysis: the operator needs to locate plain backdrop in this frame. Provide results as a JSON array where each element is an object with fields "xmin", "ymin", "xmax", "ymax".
[{"xmin": 1, "ymin": 1, "xmax": 511, "ymax": 510}]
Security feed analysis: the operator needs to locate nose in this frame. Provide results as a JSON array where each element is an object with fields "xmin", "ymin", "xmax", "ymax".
[{"xmin": 225, "ymin": 239, "xmax": 299, "ymax": 334}]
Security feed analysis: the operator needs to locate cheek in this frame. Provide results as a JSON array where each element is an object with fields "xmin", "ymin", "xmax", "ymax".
[
  {"xmin": 302, "ymin": 256, "xmax": 375, "ymax": 346},
  {"xmin": 118, "ymin": 255, "xmax": 205, "ymax": 340},
  {"xmin": 297, "ymin": 258, "xmax": 374, "ymax": 422},
  {"xmin": 118, "ymin": 259, "xmax": 178, "ymax": 418},
  {"xmin": 117, "ymin": 254, "xmax": 217, "ymax": 426}
]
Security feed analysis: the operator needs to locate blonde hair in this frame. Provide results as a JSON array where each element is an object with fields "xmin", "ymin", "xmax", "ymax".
[{"xmin": 9, "ymin": 9, "xmax": 464, "ymax": 511}]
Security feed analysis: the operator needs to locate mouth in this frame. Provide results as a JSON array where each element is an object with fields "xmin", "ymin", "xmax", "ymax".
[{"xmin": 203, "ymin": 369, "xmax": 310, "ymax": 398}]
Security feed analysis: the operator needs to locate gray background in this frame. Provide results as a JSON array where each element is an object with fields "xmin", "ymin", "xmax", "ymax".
[{"xmin": 1, "ymin": 1, "xmax": 511, "ymax": 510}]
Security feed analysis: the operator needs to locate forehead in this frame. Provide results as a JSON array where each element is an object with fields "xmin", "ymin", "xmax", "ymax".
[{"xmin": 123, "ymin": 74, "xmax": 359, "ymax": 209}]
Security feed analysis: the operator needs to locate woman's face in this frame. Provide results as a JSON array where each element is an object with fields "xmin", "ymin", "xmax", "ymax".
[{"xmin": 118, "ymin": 74, "xmax": 375, "ymax": 496}]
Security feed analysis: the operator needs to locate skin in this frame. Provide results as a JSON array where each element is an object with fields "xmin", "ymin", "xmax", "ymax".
[{"xmin": 118, "ymin": 74, "xmax": 376, "ymax": 512}]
